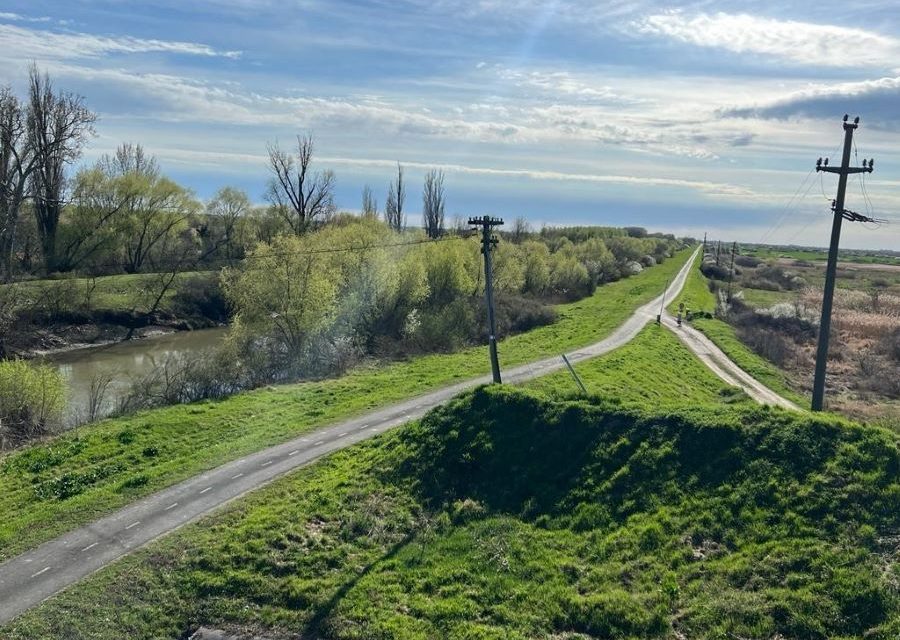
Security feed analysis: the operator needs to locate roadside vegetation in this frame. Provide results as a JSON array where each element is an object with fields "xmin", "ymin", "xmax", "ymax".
[
  {"xmin": 0, "ymin": 247, "xmax": 692, "ymax": 561},
  {"xmin": 5, "ymin": 386, "xmax": 897, "ymax": 639},
  {"xmin": 523, "ymin": 323, "xmax": 750, "ymax": 408},
  {"xmin": 671, "ymin": 243, "xmax": 900, "ymax": 424}
]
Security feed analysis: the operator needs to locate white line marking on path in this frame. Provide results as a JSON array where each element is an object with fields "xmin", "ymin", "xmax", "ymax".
[
  {"xmin": 164, "ymin": 503, "xmax": 178, "ymax": 511},
  {"xmin": 261, "ymin": 460, "xmax": 273, "ymax": 467},
  {"xmin": 314, "ymin": 440, "xmax": 324, "ymax": 446},
  {"xmin": 199, "ymin": 487, "xmax": 212, "ymax": 494},
  {"xmin": 338, "ymin": 432, "xmax": 347, "ymax": 437},
  {"xmin": 30, "ymin": 567, "xmax": 50, "ymax": 579},
  {"xmin": 125, "ymin": 521, "xmax": 140, "ymax": 530},
  {"xmin": 231, "ymin": 473, "xmax": 244, "ymax": 479},
  {"xmin": 81, "ymin": 543, "xmax": 98, "ymax": 552},
  {"xmin": 288, "ymin": 450, "xmax": 299, "ymax": 456}
]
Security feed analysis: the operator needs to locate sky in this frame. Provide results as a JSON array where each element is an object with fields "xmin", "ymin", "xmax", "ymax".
[{"xmin": 2, "ymin": 1, "xmax": 900, "ymax": 250}]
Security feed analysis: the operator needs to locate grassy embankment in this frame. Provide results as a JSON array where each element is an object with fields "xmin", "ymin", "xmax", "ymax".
[
  {"xmin": 0, "ymin": 248, "xmax": 695, "ymax": 561},
  {"xmin": 2, "ymin": 271, "xmax": 216, "ymax": 317},
  {"xmin": 5, "ymin": 385, "xmax": 897, "ymax": 639},
  {"xmin": 668, "ymin": 251, "xmax": 807, "ymax": 407},
  {"xmin": 523, "ymin": 323, "xmax": 751, "ymax": 408}
]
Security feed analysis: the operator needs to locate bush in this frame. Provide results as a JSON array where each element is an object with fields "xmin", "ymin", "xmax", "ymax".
[
  {"xmin": 700, "ymin": 262, "xmax": 730, "ymax": 280},
  {"xmin": 0, "ymin": 360, "xmax": 66, "ymax": 449},
  {"xmin": 170, "ymin": 275, "xmax": 229, "ymax": 322},
  {"xmin": 734, "ymin": 255, "xmax": 762, "ymax": 268}
]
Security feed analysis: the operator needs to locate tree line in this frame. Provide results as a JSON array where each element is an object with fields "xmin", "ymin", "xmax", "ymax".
[{"xmin": 1, "ymin": 66, "xmax": 461, "ymax": 281}]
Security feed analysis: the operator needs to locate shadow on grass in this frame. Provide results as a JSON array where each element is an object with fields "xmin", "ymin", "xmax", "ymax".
[{"xmin": 301, "ymin": 531, "xmax": 417, "ymax": 638}]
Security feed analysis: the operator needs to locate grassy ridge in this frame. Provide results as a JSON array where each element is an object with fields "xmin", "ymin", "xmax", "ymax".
[
  {"xmin": 522, "ymin": 323, "xmax": 750, "ymax": 407},
  {"xmin": 667, "ymin": 249, "xmax": 716, "ymax": 315},
  {"xmin": 0, "ymin": 248, "xmax": 694, "ymax": 561},
  {"xmin": 668, "ymin": 252, "xmax": 807, "ymax": 407},
  {"xmin": 691, "ymin": 318, "xmax": 807, "ymax": 407},
  {"xmin": 6, "ymin": 386, "xmax": 897, "ymax": 639}
]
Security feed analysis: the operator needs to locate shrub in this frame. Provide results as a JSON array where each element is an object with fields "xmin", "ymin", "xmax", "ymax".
[
  {"xmin": 550, "ymin": 256, "xmax": 593, "ymax": 300},
  {"xmin": 0, "ymin": 360, "xmax": 66, "ymax": 449},
  {"xmin": 170, "ymin": 275, "xmax": 229, "ymax": 322},
  {"xmin": 734, "ymin": 255, "xmax": 762, "ymax": 268},
  {"xmin": 701, "ymin": 262, "xmax": 730, "ymax": 280}
]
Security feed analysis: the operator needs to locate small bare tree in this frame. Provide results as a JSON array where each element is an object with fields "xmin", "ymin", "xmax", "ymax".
[
  {"xmin": 510, "ymin": 216, "xmax": 531, "ymax": 243},
  {"xmin": 265, "ymin": 134, "xmax": 335, "ymax": 235},
  {"xmin": 422, "ymin": 169, "xmax": 445, "ymax": 239},
  {"xmin": 361, "ymin": 185, "xmax": 378, "ymax": 218},
  {"xmin": 384, "ymin": 162, "xmax": 405, "ymax": 232}
]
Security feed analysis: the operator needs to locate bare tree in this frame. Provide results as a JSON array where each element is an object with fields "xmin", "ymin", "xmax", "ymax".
[
  {"xmin": 0, "ymin": 87, "xmax": 33, "ymax": 282},
  {"xmin": 384, "ymin": 162, "xmax": 405, "ymax": 232},
  {"xmin": 510, "ymin": 216, "xmax": 531, "ymax": 243},
  {"xmin": 361, "ymin": 184, "xmax": 378, "ymax": 219},
  {"xmin": 27, "ymin": 65, "xmax": 95, "ymax": 274},
  {"xmin": 265, "ymin": 134, "xmax": 335, "ymax": 234},
  {"xmin": 422, "ymin": 169, "xmax": 445, "ymax": 239}
]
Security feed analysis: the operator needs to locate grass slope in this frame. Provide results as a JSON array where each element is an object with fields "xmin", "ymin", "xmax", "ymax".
[
  {"xmin": 0, "ymin": 248, "xmax": 694, "ymax": 561},
  {"xmin": 523, "ymin": 323, "xmax": 750, "ymax": 408},
  {"xmin": 669, "ymin": 254, "xmax": 807, "ymax": 407},
  {"xmin": 667, "ymin": 249, "xmax": 716, "ymax": 315},
  {"xmin": 5, "ymin": 386, "xmax": 897, "ymax": 639}
]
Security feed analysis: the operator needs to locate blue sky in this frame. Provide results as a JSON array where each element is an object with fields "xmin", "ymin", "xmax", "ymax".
[{"xmin": 2, "ymin": 1, "xmax": 900, "ymax": 249}]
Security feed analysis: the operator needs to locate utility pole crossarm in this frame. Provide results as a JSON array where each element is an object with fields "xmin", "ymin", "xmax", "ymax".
[{"xmin": 818, "ymin": 166, "xmax": 871, "ymax": 175}]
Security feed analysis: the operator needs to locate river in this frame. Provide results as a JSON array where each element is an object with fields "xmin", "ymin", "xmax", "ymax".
[{"xmin": 43, "ymin": 327, "xmax": 228, "ymax": 426}]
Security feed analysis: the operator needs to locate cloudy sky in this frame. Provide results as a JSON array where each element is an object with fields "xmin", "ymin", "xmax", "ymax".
[{"xmin": 2, "ymin": 1, "xmax": 900, "ymax": 249}]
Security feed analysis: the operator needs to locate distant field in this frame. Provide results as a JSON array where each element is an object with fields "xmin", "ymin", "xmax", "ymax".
[
  {"xmin": 744, "ymin": 245, "xmax": 900, "ymax": 267},
  {"xmin": 0, "ymin": 248, "xmax": 694, "ymax": 561}
]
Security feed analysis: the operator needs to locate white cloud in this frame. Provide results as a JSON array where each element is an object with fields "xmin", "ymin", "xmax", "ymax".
[
  {"xmin": 633, "ymin": 11, "xmax": 900, "ymax": 69},
  {"xmin": 0, "ymin": 23, "xmax": 241, "ymax": 61},
  {"xmin": 0, "ymin": 12, "xmax": 52, "ymax": 23},
  {"xmin": 147, "ymin": 146, "xmax": 758, "ymax": 200}
]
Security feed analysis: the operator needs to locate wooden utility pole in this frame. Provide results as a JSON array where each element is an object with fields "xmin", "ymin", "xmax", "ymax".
[
  {"xmin": 727, "ymin": 242, "xmax": 737, "ymax": 301},
  {"xmin": 469, "ymin": 215, "xmax": 504, "ymax": 383},
  {"xmin": 702, "ymin": 232, "xmax": 707, "ymax": 256},
  {"xmin": 811, "ymin": 115, "xmax": 875, "ymax": 411}
]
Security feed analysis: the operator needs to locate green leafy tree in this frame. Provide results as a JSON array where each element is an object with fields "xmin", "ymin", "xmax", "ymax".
[{"xmin": 223, "ymin": 234, "xmax": 339, "ymax": 354}]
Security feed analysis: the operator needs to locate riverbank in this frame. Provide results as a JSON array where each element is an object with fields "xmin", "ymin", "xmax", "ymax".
[{"xmin": 1, "ymin": 271, "xmax": 227, "ymax": 359}]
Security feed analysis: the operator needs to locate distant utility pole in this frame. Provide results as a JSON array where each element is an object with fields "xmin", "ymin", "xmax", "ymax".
[
  {"xmin": 811, "ymin": 115, "xmax": 876, "ymax": 412},
  {"xmin": 469, "ymin": 215, "xmax": 504, "ymax": 383},
  {"xmin": 702, "ymin": 232, "xmax": 707, "ymax": 256},
  {"xmin": 715, "ymin": 241, "xmax": 721, "ymax": 265},
  {"xmin": 727, "ymin": 241, "xmax": 737, "ymax": 301}
]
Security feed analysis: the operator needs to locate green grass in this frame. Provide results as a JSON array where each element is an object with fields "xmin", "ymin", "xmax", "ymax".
[
  {"xmin": 737, "ymin": 287, "xmax": 798, "ymax": 309},
  {"xmin": 522, "ymin": 324, "xmax": 750, "ymax": 408},
  {"xmin": 1, "ymin": 271, "xmax": 216, "ymax": 316},
  {"xmin": 692, "ymin": 317, "xmax": 807, "ymax": 407},
  {"xmin": 745, "ymin": 246, "xmax": 900, "ymax": 266},
  {"xmin": 0, "ymin": 248, "xmax": 695, "ymax": 561},
  {"xmin": 5, "ymin": 386, "xmax": 897, "ymax": 639},
  {"xmin": 668, "ymin": 250, "xmax": 716, "ymax": 315},
  {"xmin": 666, "ymin": 255, "xmax": 807, "ymax": 408}
]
